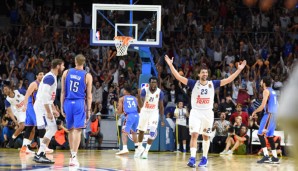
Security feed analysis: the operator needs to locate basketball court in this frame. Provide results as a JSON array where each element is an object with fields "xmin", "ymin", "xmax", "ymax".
[{"xmin": 0, "ymin": 149, "xmax": 296, "ymax": 171}]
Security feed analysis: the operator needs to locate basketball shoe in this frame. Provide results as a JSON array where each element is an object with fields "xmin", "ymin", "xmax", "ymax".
[
  {"xmin": 198, "ymin": 156, "xmax": 208, "ymax": 167},
  {"xmin": 187, "ymin": 157, "xmax": 196, "ymax": 168}
]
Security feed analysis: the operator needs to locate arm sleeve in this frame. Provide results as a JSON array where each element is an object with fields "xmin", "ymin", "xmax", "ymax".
[
  {"xmin": 4, "ymin": 100, "xmax": 11, "ymax": 108},
  {"xmin": 187, "ymin": 79, "xmax": 196, "ymax": 91},
  {"xmin": 141, "ymin": 89, "xmax": 146, "ymax": 98},
  {"xmin": 43, "ymin": 75, "xmax": 55, "ymax": 86},
  {"xmin": 212, "ymin": 80, "xmax": 221, "ymax": 89},
  {"xmin": 159, "ymin": 91, "xmax": 164, "ymax": 101}
]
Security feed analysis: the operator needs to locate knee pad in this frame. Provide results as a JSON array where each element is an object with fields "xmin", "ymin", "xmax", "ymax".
[
  {"xmin": 24, "ymin": 126, "xmax": 34, "ymax": 139},
  {"xmin": 37, "ymin": 129, "xmax": 46, "ymax": 138},
  {"xmin": 44, "ymin": 125, "xmax": 57, "ymax": 139}
]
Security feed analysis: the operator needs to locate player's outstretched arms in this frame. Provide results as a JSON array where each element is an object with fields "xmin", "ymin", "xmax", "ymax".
[
  {"xmin": 220, "ymin": 60, "xmax": 247, "ymax": 86},
  {"xmin": 164, "ymin": 55, "xmax": 188, "ymax": 85}
]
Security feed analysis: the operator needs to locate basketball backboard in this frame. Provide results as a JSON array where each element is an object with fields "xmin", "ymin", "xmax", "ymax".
[{"xmin": 90, "ymin": 4, "xmax": 162, "ymax": 47}]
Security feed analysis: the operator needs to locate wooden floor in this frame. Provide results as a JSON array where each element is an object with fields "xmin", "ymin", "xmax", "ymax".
[{"xmin": 0, "ymin": 149, "xmax": 297, "ymax": 171}]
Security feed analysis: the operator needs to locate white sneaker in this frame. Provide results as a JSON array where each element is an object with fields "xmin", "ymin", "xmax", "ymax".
[
  {"xmin": 220, "ymin": 150, "xmax": 228, "ymax": 155},
  {"xmin": 226, "ymin": 150, "xmax": 233, "ymax": 155},
  {"xmin": 69, "ymin": 157, "xmax": 80, "ymax": 167},
  {"xmin": 134, "ymin": 146, "xmax": 145, "ymax": 158},
  {"xmin": 45, "ymin": 147, "xmax": 54, "ymax": 154},
  {"xmin": 116, "ymin": 149, "xmax": 129, "ymax": 155},
  {"xmin": 141, "ymin": 151, "xmax": 148, "ymax": 159}
]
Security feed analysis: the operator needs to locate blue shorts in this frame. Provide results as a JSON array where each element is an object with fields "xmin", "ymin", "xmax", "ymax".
[
  {"xmin": 258, "ymin": 113, "xmax": 275, "ymax": 137},
  {"xmin": 123, "ymin": 113, "xmax": 139, "ymax": 134},
  {"xmin": 25, "ymin": 103, "xmax": 37, "ymax": 126},
  {"xmin": 64, "ymin": 99, "xmax": 86, "ymax": 130}
]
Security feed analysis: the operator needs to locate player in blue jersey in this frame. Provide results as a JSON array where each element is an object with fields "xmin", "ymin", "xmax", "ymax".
[
  {"xmin": 165, "ymin": 55, "xmax": 246, "ymax": 167},
  {"xmin": 61, "ymin": 54, "xmax": 93, "ymax": 167},
  {"xmin": 252, "ymin": 76, "xmax": 280, "ymax": 164},
  {"xmin": 20, "ymin": 71, "xmax": 44, "ymax": 154},
  {"xmin": 116, "ymin": 86, "xmax": 140, "ymax": 155}
]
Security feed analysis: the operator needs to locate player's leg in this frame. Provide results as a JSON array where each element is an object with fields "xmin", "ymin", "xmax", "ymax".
[
  {"xmin": 69, "ymin": 99, "xmax": 86, "ymax": 167},
  {"xmin": 8, "ymin": 112, "xmax": 26, "ymax": 148},
  {"xmin": 21, "ymin": 106, "xmax": 37, "ymax": 153},
  {"xmin": 142, "ymin": 112, "xmax": 159, "ymax": 159},
  {"xmin": 198, "ymin": 112, "xmax": 213, "ymax": 167},
  {"xmin": 267, "ymin": 116, "xmax": 279, "ymax": 164},
  {"xmin": 64, "ymin": 100, "xmax": 74, "ymax": 161},
  {"xmin": 135, "ymin": 111, "xmax": 148, "ymax": 158},
  {"xmin": 116, "ymin": 114, "xmax": 135, "ymax": 155},
  {"xmin": 257, "ymin": 114, "xmax": 271, "ymax": 163},
  {"xmin": 187, "ymin": 110, "xmax": 200, "ymax": 168}
]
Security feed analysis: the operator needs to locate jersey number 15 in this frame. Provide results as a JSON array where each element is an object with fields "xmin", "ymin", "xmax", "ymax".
[{"xmin": 70, "ymin": 80, "xmax": 79, "ymax": 92}]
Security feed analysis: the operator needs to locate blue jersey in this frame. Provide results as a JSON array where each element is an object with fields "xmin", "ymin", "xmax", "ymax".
[
  {"xmin": 28, "ymin": 81, "xmax": 39, "ymax": 104},
  {"xmin": 123, "ymin": 95, "xmax": 138, "ymax": 115},
  {"xmin": 65, "ymin": 69, "xmax": 87, "ymax": 100},
  {"xmin": 266, "ymin": 88, "xmax": 278, "ymax": 114}
]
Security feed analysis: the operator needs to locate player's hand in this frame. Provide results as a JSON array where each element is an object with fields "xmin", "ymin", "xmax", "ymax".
[
  {"xmin": 61, "ymin": 108, "xmax": 66, "ymax": 118},
  {"xmin": 164, "ymin": 55, "xmax": 174, "ymax": 66},
  {"xmin": 47, "ymin": 112, "xmax": 54, "ymax": 121},
  {"xmin": 237, "ymin": 60, "xmax": 247, "ymax": 70},
  {"xmin": 53, "ymin": 110, "xmax": 60, "ymax": 118}
]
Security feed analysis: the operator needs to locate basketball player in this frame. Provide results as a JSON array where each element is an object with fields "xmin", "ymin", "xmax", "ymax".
[
  {"xmin": 33, "ymin": 59, "xmax": 64, "ymax": 164},
  {"xmin": 165, "ymin": 55, "xmax": 246, "ymax": 167},
  {"xmin": 135, "ymin": 77, "xmax": 164, "ymax": 159},
  {"xmin": 20, "ymin": 71, "xmax": 44, "ymax": 154},
  {"xmin": 3, "ymin": 84, "xmax": 26, "ymax": 148},
  {"xmin": 252, "ymin": 76, "xmax": 279, "ymax": 164},
  {"xmin": 60, "ymin": 54, "xmax": 92, "ymax": 167},
  {"xmin": 115, "ymin": 86, "xmax": 139, "ymax": 155}
]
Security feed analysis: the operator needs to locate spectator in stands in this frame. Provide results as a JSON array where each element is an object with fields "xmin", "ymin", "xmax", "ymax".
[
  {"xmin": 212, "ymin": 112, "xmax": 230, "ymax": 153},
  {"xmin": 220, "ymin": 125, "xmax": 249, "ymax": 155},
  {"xmin": 1, "ymin": 112, "xmax": 15, "ymax": 147},
  {"xmin": 86, "ymin": 114, "xmax": 103, "ymax": 149},
  {"xmin": 92, "ymin": 81, "xmax": 103, "ymax": 114},
  {"xmin": 219, "ymin": 95, "xmax": 236, "ymax": 120},
  {"xmin": 49, "ymin": 119, "xmax": 69, "ymax": 150},
  {"xmin": 229, "ymin": 104, "xmax": 249, "ymax": 126},
  {"xmin": 236, "ymin": 85, "xmax": 250, "ymax": 112},
  {"xmin": 248, "ymin": 113, "xmax": 260, "ymax": 129},
  {"xmin": 174, "ymin": 101, "xmax": 189, "ymax": 152}
]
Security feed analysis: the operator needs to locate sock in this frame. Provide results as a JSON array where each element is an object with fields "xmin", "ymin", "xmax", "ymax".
[
  {"xmin": 190, "ymin": 148, "xmax": 197, "ymax": 158},
  {"xmin": 37, "ymin": 143, "xmax": 46, "ymax": 155},
  {"xmin": 72, "ymin": 152, "xmax": 77, "ymax": 158},
  {"xmin": 145, "ymin": 144, "xmax": 151, "ymax": 152},
  {"xmin": 22, "ymin": 138, "xmax": 31, "ymax": 146},
  {"xmin": 134, "ymin": 143, "xmax": 138, "ymax": 149},
  {"xmin": 12, "ymin": 135, "xmax": 16, "ymax": 139},
  {"xmin": 203, "ymin": 140, "xmax": 210, "ymax": 158},
  {"xmin": 177, "ymin": 144, "xmax": 180, "ymax": 151},
  {"xmin": 263, "ymin": 147, "xmax": 269, "ymax": 156},
  {"xmin": 39, "ymin": 138, "xmax": 43, "ymax": 145},
  {"xmin": 272, "ymin": 150, "xmax": 277, "ymax": 158},
  {"xmin": 183, "ymin": 144, "xmax": 186, "ymax": 150},
  {"xmin": 123, "ymin": 145, "xmax": 128, "ymax": 151}
]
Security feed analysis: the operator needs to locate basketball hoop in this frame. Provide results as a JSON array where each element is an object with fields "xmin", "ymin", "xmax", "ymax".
[{"xmin": 114, "ymin": 36, "xmax": 134, "ymax": 56}]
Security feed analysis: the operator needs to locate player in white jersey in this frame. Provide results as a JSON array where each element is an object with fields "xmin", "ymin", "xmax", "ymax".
[
  {"xmin": 165, "ymin": 55, "xmax": 246, "ymax": 167},
  {"xmin": 33, "ymin": 59, "xmax": 65, "ymax": 164},
  {"xmin": 135, "ymin": 77, "xmax": 165, "ymax": 159},
  {"xmin": 3, "ymin": 84, "xmax": 26, "ymax": 148}
]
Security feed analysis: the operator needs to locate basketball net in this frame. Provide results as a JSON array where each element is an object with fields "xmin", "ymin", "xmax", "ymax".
[{"xmin": 114, "ymin": 36, "xmax": 134, "ymax": 56}]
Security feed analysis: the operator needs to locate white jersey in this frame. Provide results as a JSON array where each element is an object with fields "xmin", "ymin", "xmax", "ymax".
[
  {"xmin": 141, "ymin": 86, "xmax": 163, "ymax": 112},
  {"xmin": 188, "ymin": 79, "xmax": 221, "ymax": 110},
  {"xmin": 35, "ymin": 71, "xmax": 57, "ymax": 106},
  {"xmin": 174, "ymin": 107, "xmax": 187, "ymax": 126},
  {"xmin": 5, "ymin": 90, "xmax": 26, "ymax": 112}
]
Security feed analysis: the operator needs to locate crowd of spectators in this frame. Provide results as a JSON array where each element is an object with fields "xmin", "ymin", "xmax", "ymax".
[{"xmin": 0, "ymin": 0, "xmax": 297, "ymax": 153}]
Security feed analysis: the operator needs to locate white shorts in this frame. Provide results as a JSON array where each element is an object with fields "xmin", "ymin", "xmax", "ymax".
[
  {"xmin": 189, "ymin": 109, "xmax": 214, "ymax": 136},
  {"xmin": 34, "ymin": 103, "xmax": 56, "ymax": 129},
  {"xmin": 14, "ymin": 111, "xmax": 26, "ymax": 123},
  {"xmin": 137, "ymin": 109, "xmax": 159, "ymax": 132}
]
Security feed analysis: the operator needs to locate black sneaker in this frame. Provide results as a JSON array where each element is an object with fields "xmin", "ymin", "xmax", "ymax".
[
  {"xmin": 257, "ymin": 155, "xmax": 271, "ymax": 164},
  {"xmin": 270, "ymin": 157, "xmax": 280, "ymax": 164},
  {"xmin": 33, "ymin": 152, "xmax": 55, "ymax": 164}
]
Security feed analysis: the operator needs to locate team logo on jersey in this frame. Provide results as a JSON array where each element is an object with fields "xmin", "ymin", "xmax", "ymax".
[
  {"xmin": 208, "ymin": 84, "xmax": 212, "ymax": 88},
  {"xmin": 141, "ymin": 83, "xmax": 149, "ymax": 89},
  {"xmin": 196, "ymin": 95, "xmax": 210, "ymax": 104},
  {"xmin": 17, "ymin": 94, "xmax": 20, "ymax": 98}
]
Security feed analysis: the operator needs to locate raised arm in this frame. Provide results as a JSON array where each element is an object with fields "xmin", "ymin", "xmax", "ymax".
[
  {"xmin": 116, "ymin": 97, "xmax": 124, "ymax": 114},
  {"xmin": 165, "ymin": 55, "xmax": 188, "ymax": 85},
  {"xmin": 220, "ymin": 60, "xmax": 247, "ymax": 86}
]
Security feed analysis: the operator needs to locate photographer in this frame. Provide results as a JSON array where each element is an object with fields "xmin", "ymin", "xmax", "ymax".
[
  {"xmin": 174, "ymin": 101, "xmax": 189, "ymax": 152},
  {"xmin": 220, "ymin": 125, "xmax": 249, "ymax": 155}
]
